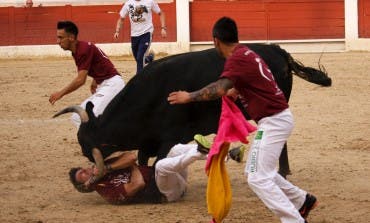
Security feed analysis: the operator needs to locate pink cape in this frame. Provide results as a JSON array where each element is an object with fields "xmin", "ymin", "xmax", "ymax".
[
  {"xmin": 205, "ymin": 96, "xmax": 257, "ymax": 171},
  {"xmin": 205, "ymin": 96, "xmax": 256, "ymax": 223}
]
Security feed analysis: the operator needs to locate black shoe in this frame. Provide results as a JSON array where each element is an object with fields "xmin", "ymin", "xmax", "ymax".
[
  {"xmin": 228, "ymin": 145, "xmax": 246, "ymax": 163},
  {"xmin": 299, "ymin": 193, "xmax": 318, "ymax": 219},
  {"xmin": 194, "ymin": 134, "xmax": 211, "ymax": 154},
  {"xmin": 145, "ymin": 52, "xmax": 155, "ymax": 64}
]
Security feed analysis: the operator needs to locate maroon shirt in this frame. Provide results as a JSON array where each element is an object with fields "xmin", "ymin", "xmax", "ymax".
[
  {"xmin": 72, "ymin": 41, "xmax": 119, "ymax": 84},
  {"xmin": 221, "ymin": 44, "xmax": 288, "ymax": 122},
  {"xmin": 93, "ymin": 166, "xmax": 163, "ymax": 204}
]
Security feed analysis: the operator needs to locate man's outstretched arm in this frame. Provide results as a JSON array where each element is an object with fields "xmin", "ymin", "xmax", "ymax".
[
  {"xmin": 49, "ymin": 70, "xmax": 88, "ymax": 104},
  {"xmin": 167, "ymin": 78, "xmax": 233, "ymax": 104}
]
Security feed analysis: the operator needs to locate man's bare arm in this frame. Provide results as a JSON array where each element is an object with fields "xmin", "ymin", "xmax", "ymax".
[
  {"xmin": 124, "ymin": 164, "xmax": 146, "ymax": 196},
  {"xmin": 49, "ymin": 70, "xmax": 88, "ymax": 104},
  {"xmin": 168, "ymin": 78, "xmax": 233, "ymax": 104},
  {"xmin": 114, "ymin": 17, "xmax": 124, "ymax": 39},
  {"xmin": 105, "ymin": 152, "xmax": 137, "ymax": 172},
  {"xmin": 190, "ymin": 78, "xmax": 234, "ymax": 102}
]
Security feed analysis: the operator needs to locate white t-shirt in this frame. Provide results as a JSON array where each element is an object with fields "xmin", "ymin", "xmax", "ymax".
[{"xmin": 119, "ymin": 0, "xmax": 161, "ymax": 37}]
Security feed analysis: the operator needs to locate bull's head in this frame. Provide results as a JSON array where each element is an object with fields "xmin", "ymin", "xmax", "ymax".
[{"xmin": 53, "ymin": 105, "xmax": 105, "ymax": 181}]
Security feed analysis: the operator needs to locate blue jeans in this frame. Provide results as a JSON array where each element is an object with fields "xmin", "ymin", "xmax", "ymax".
[{"xmin": 131, "ymin": 32, "xmax": 152, "ymax": 74}]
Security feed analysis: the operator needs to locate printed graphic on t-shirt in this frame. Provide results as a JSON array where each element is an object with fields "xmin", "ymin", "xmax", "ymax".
[
  {"xmin": 110, "ymin": 173, "xmax": 130, "ymax": 186},
  {"xmin": 129, "ymin": 4, "xmax": 148, "ymax": 22}
]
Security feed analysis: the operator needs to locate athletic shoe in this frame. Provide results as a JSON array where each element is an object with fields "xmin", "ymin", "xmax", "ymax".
[
  {"xmin": 145, "ymin": 52, "xmax": 155, "ymax": 64},
  {"xmin": 299, "ymin": 193, "xmax": 318, "ymax": 219},
  {"xmin": 194, "ymin": 134, "xmax": 211, "ymax": 154},
  {"xmin": 228, "ymin": 145, "xmax": 246, "ymax": 163}
]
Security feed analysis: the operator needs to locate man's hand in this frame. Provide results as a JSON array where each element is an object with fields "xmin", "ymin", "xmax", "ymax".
[
  {"xmin": 84, "ymin": 175, "xmax": 97, "ymax": 188},
  {"xmin": 92, "ymin": 164, "xmax": 112, "ymax": 176},
  {"xmin": 226, "ymin": 88, "xmax": 239, "ymax": 101},
  {"xmin": 161, "ymin": 29, "xmax": 167, "ymax": 38},
  {"xmin": 167, "ymin": 91, "xmax": 191, "ymax": 104},
  {"xmin": 114, "ymin": 17, "xmax": 123, "ymax": 40},
  {"xmin": 92, "ymin": 165, "xmax": 101, "ymax": 176},
  {"xmin": 90, "ymin": 80, "xmax": 97, "ymax": 94},
  {"xmin": 113, "ymin": 31, "xmax": 119, "ymax": 39},
  {"xmin": 49, "ymin": 91, "xmax": 63, "ymax": 105}
]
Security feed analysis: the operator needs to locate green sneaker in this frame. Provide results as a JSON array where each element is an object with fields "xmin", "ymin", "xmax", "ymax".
[
  {"xmin": 194, "ymin": 134, "xmax": 211, "ymax": 154},
  {"xmin": 228, "ymin": 145, "xmax": 246, "ymax": 163}
]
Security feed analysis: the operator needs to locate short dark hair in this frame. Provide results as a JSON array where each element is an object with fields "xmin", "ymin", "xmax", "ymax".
[
  {"xmin": 57, "ymin": 21, "xmax": 79, "ymax": 37},
  {"xmin": 212, "ymin": 17, "xmax": 238, "ymax": 44},
  {"xmin": 69, "ymin": 167, "xmax": 94, "ymax": 193}
]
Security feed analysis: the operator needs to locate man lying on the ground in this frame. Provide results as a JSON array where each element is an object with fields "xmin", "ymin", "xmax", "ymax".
[{"xmin": 69, "ymin": 135, "xmax": 213, "ymax": 204}]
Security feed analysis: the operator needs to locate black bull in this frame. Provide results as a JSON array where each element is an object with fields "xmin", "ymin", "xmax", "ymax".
[{"xmin": 54, "ymin": 43, "xmax": 331, "ymax": 178}]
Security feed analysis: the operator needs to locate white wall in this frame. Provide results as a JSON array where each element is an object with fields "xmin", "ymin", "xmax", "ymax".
[{"xmin": 345, "ymin": 0, "xmax": 370, "ymax": 51}]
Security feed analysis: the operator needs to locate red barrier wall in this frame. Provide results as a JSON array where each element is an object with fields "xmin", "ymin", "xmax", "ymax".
[
  {"xmin": 0, "ymin": 3, "xmax": 176, "ymax": 46},
  {"xmin": 0, "ymin": 0, "xmax": 347, "ymax": 46},
  {"xmin": 190, "ymin": 0, "xmax": 344, "ymax": 41},
  {"xmin": 359, "ymin": 0, "xmax": 370, "ymax": 37}
]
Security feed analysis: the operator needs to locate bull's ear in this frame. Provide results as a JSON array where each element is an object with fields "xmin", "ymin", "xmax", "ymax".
[
  {"xmin": 92, "ymin": 148, "xmax": 105, "ymax": 178},
  {"xmin": 86, "ymin": 101, "xmax": 94, "ymax": 110},
  {"xmin": 85, "ymin": 102, "xmax": 98, "ymax": 122},
  {"xmin": 86, "ymin": 102, "xmax": 94, "ymax": 115}
]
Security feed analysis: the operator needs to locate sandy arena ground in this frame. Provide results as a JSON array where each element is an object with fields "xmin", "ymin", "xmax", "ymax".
[{"xmin": 0, "ymin": 51, "xmax": 369, "ymax": 223}]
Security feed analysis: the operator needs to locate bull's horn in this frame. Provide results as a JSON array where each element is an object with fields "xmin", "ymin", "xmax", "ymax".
[
  {"xmin": 53, "ymin": 105, "xmax": 89, "ymax": 123},
  {"xmin": 92, "ymin": 148, "xmax": 105, "ymax": 179}
]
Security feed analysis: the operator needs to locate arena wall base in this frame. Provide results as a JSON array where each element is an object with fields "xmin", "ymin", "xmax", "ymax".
[
  {"xmin": 0, "ymin": 42, "xmax": 187, "ymax": 59},
  {"xmin": 0, "ymin": 39, "xmax": 360, "ymax": 59}
]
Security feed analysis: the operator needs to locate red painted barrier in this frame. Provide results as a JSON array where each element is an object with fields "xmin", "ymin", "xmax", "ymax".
[
  {"xmin": 190, "ymin": 0, "xmax": 344, "ymax": 41},
  {"xmin": 359, "ymin": 0, "xmax": 370, "ymax": 38},
  {"xmin": 0, "ymin": 3, "xmax": 176, "ymax": 46},
  {"xmin": 0, "ymin": 0, "xmax": 347, "ymax": 46}
]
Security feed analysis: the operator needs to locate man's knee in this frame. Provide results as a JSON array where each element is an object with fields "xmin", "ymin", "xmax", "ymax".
[
  {"xmin": 247, "ymin": 173, "xmax": 270, "ymax": 191},
  {"xmin": 155, "ymin": 159, "xmax": 167, "ymax": 173}
]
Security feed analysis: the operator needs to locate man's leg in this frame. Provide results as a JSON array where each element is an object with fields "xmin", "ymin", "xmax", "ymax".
[
  {"xmin": 246, "ymin": 109, "xmax": 305, "ymax": 223},
  {"xmin": 144, "ymin": 33, "xmax": 153, "ymax": 64},
  {"xmin": 135, "ymin": 32, "xmax": 151, "ymax": 74},
  {"xmin": 274, "ymin": 174, "xmax": 318, "ymax": 221},
  {"xmin": 71, "ymin": 75, "xmax": 125, "ymax": 126},
  {"xmin": 155, "ymin": 144, "xmax": 206, "ymax": 202},
  {"xmin": 274, "ymin": 173, "xmax": 306, "ymax": 209},
  {"xmin": 131, "ymin": 36, "xmax": 140, "ymax": 74},
  {"xmin": 166, "ymin": 135, "xmax": 211, "ymax": 180},
  {"xmin": 166, "ymin": 143, "xmax": 194, "ymax": 180}
]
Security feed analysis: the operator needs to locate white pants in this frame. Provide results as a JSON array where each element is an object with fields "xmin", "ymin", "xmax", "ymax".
[
  {"xmin": 71, "ymin": 75, "xmax": 125, "ymax": 126},
  {"xmin": 155, "ymin": 144, "xmax": 206, "ymax": 202},
  {"xmin": 245, "ymin": 109, "xmax": 307, "ymax": 223}
]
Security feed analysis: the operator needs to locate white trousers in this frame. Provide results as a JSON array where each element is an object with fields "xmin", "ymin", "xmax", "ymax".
[
  {"xmin": 245, "ymin": 109, "xmax": 307, "ymax": 223},
  {"xmin": 155, "ymin": 144, "xmax": 206, "ymax": 202},
  {"xmin": 71, "ymin": 75, "xmax": 125, "ymax": 126}
]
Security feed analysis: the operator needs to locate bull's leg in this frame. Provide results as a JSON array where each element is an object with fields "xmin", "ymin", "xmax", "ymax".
[
  {"xmin": 138, "ymin": 150, "xmax": 150, "ymax": 166},
  {"xmin": 153, "ymin": 141, "xmax": 177, "ymax": 166},
  {"xmin": 278, "ymin": 143, "xmax": 291, "ymax": 178}
]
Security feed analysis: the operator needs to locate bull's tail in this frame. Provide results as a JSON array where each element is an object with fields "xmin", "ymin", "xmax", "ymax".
[{"xmin": 288, "ymin": 54, "xmax": 332, "ymax": 87}]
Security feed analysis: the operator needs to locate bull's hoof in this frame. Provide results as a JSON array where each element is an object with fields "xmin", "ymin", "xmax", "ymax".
[{"xmin": 278, "ymin": 169, "xmax": 292, "ymax": 179}]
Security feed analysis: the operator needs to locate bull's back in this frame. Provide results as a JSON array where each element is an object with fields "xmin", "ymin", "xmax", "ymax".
[{"xmin": 97, "ymin": 49, "xmax": 225, "ymax": 147}]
